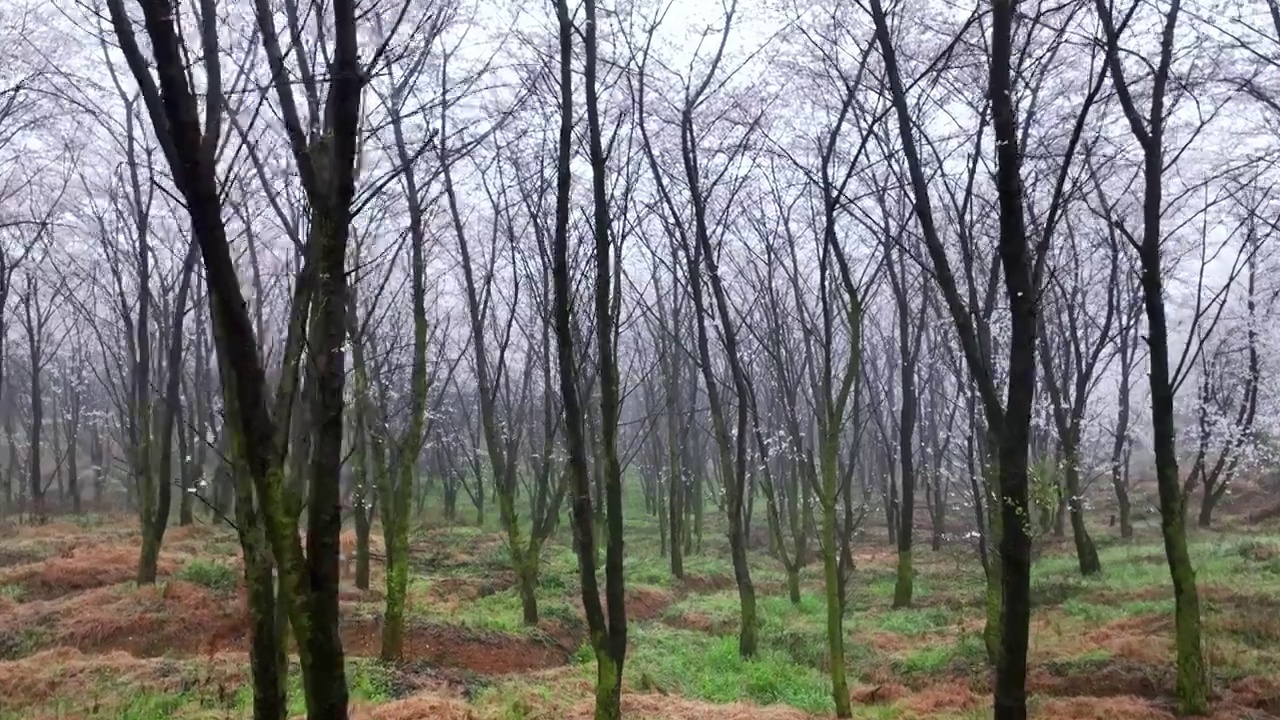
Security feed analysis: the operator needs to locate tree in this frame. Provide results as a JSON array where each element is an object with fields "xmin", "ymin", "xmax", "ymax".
[
  {"xmin": 866, "ymin": 0, "xmax": 1104, "ymax": 713},
  {"xmin": 551, "ymin": 0, "xmax": 627, "ymax": 715},
  {"xmin": 1036, "ymin": 222, "xmax": 1115, "ymax": 576},
  {"xmin": 1092, "ymin": 0, "xmax": 1210, "ymax": 707},
  {"xmin": 103, "ymin": 0, "xmax": 384, "ymax": 713}
]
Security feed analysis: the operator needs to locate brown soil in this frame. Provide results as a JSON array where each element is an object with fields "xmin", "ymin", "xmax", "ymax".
[
  {"xmin": 626, "ymin": 586, "xmax": 675, "ymax": 621},
  {"xmin": 664, "ymin": 611, "xmax": 733, "ymax": 635},
  {"xmin": 340, "ymin": 619, "xmax": 570, "ymax": 675},
  {"xmin": 1028, "ymin": 660, "xmax": 1172, "ymax": 699}
]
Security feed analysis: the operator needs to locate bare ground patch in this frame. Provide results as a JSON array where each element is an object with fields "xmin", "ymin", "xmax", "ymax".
[
  {"xmin": 0, "ymin": 544, "xmax": 182, "ymax": 600},
  {"xmin": 1028, "ymin": 660, "xmax": 1173, "ymax": 699},
  {"xmin": 340, "ymin": 619, "xmax": 571, "ymax": 675}
]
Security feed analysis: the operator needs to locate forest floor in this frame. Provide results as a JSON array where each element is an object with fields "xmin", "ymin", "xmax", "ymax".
[{"xmin": 1, "ymin": 505, "xmax": 1279, "ymax": 719}]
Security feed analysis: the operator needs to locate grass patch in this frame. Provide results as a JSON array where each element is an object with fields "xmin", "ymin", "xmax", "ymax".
[
  {"xmin": 0, "ymin": 583, "xmax": 22, "ymax": 601},
  {"xmin": 893, "ymin": 631, "xmax": 986, "ymax": 676},
  {"xmin": 175, "ymin": 559, "xmax": 238, "ymax": 592},
  {"xmin": 409, "ymin": 582, "xmax": 576, "ymax": 634},
  {"xmin": 625, "ymin": 625, "xmax": 832, "ymax": 713},
  {"xmin": 232, "ymin": 658, "xmax": 393, "ymax": 716},
  {"xmin": 0, "ymin": 624, "xmax": 49, "ymax": 660},
  {"xmin": 875, "ymin": 607, "xmax": 953, "ymax": 635}
]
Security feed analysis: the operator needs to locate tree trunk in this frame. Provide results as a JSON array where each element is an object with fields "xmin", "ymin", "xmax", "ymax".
[
  {"xmin": 1063, "ymin": 445, "xmax": 1100, "ymax": 575},
  {"xmin": 67, "ymin": 423, "xmax": 81, "ymax": 516},
  {"xmin": 517, "ymin": 555, "xmax": 540, "ymax": 626},
  {"xmin": 1142, "ymin": 234, "xmax": 1208, "ymax": 715},
  {"xmin": 178, "ymin": 413, "xmax": 194, "ymax": 526},
  {"xmin": 354, "ymin": 500, "xmax": 372, "ymax": 591},
  {"xmin": 821, "ymin": 440, "xmax": 851, "ymax": 717},
  {"xmin": 140, "ymin": 242, "xmax": 197, "ymax": 584}
]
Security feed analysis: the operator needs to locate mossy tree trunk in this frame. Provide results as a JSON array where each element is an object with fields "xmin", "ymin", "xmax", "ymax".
[
  {"xmin": 550, "ymin": 1, "xmax": 628, "ymax": 714},
  {"xmin": 233, "ymin": 436, "xmax": 288, "ymax": 720},
  {"xmin": 439, "ymin": 86, "xmax": 570, "ymax": 628},
  {"xmin": 1092, "ymin": 0, "xmax": 1209, "ymax": 708},
  {"xmin": 1108, "ymin": 279, "xmax": 1139, "ymax": 540},
  {"xmin": 140, "ymin": 243, "xmax": 198, "ymax": 583},
  {"xmin": 634, "ymin": 0, "xmax": 759, "ymax": 657},
  {"xmin": 886, "ymin": 236, "xmax": 924, "ymax": 609},
  {"xmin": 105, "ymin": 0, "xmax": 367, "ymax": 714}
]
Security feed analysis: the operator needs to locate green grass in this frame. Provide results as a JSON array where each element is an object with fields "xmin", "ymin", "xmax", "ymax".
[
  {"xmin": 407, "ymin": 578, "xmax": 579, "ymax": 634},
  {"xmin": 624, "ymin": 625, "xmax": 833, "ymax": 713},
  {"xmin": 175, "ymin": 559, "xmax": 238, "ymax": 592},
  {"xmin": 5, "ymin": 495, "xmax": 1280, "ymax": 720},
  {"xmin": 893, "ymin": 632, "xmax": 986, "ymax": 676},
  {"xmin": 875, "ymin": 606, "xmax": 953, "ymax": 635}
]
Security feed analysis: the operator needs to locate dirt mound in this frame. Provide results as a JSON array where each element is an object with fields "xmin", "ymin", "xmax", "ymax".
[
  {"xmin": 568, "ymin": 693, "xmax": 811, "ymax": 720},
  {"xmin": 1029, "ymin": 660, "xmax": 1172, "ymax": 699},
  {"xmin": 664, "ymin": 611, "xmax": 733, "ymax": 635},
  {"xmin": 897, "ymin": 680, "xmax": 986, "ymax": 715},
  {"xmin": 0, "ymin": 647, "xmax": 244, "ymax": 710},
  {"xmin": 54, "ymin": 580, "xmax": 246, "ymax": 656},
  {"xmin": 1034, "ymin": 696, "xmax": 1175, "ymax": 719},
  {"xmin": 341, "ymin": 620, "xmax": 570, "ymax": 674},
  {"xmin": 626, "ymin": 587, "xmax": 674, "ymax": 621},
  {"xmin": 850, "ymin": 683, "xmax": 909, "ymax": 704},
  {"xmin": 421, "ymin": 572, "xmax": 513, "ymax": 605},
  {"xmin": 348, "ymin": 693, "xmax": 475, "ymax": 720},
  {"xmin": 0, "ymin": 547, "xmax": 45, "ymax": 569},
  {"xmin": 411, "ymin": 532, "xmax": 505, "ymax": 573},
  {"xmin": 1226, "ymin": 676, "xmax": 1280, "ymax": 716},
  {"xmin": 0, "ymin": 545, "xmax": 180, "ymax": 600}
]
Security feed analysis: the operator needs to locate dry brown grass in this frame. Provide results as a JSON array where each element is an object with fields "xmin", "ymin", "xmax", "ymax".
[
  {"xmin": 61, "ymin": 580, "xmax": 245, "ymax": 655},
  {"xmin": 0, "ymin": 543, "xmax": 181, "ymax": 600},
  {"xmin": 849, "ymin": 682, "xmax": 909, "ymax": 705},
  {"xmin": 1033, "ymin": 696, "xmax": 1175, "ymax": 719},
  {"xmin": 0, "ymin": 579, "xmax": 247, "ymax": 658},
  {"xmin": 566, "ymin": 694, "xmax": 812, "ymax": 720},
  {"xmin": 664, "ymin": 610, "xmax": 727, "ymax": 635},
  {"xmin": 896, "ymin": 680, "xmax": 987, "ymax": 716},
  {"xmin": 0, "ymin": 647, "xmax": 244, "ymax": 710},
  {"xmin": 340, "ymin": 619, "xmax": 571, "ymax": 672},
  {"xmin": 1027, "ymin": 613, "xmax": 1175, "ymax": 665},
  {"xmin": 347, "ymin": 693, "xmax": 475, "ymax": 720}
]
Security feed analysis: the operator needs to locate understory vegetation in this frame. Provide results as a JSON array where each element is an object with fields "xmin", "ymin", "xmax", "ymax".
[{"xmin": 2, "ymin": 494, "xmax": 1279, "ymax": 719}]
